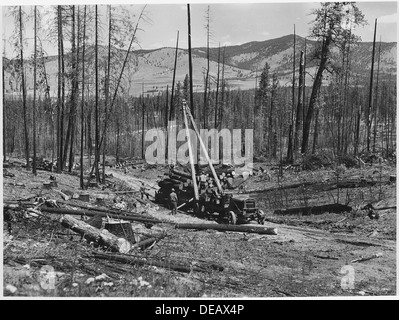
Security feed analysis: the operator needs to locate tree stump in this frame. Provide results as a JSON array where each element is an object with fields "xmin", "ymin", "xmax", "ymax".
[
  {"xmin": 50, "ymin": 181, "xmax": 58, "ymax": 187},
  {"xmin": 104, "ymin": 220, "xmax": 136, "ymax": 243},
  {"xmin": 96, "ymin": 197, "xmax": 105, "ymax": 206},
  {"xmin": 43, "ymin": 183, "xmax": 52, "ymax": 190},
  {"xmin": 79, "ymin": 193, "xmax": 90, "ymax": 202}
]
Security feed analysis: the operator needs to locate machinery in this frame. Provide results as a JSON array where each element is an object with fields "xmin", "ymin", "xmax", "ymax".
[{"xmin": 155, "ymin": 100, "xmax": 265, "ymax": 225}]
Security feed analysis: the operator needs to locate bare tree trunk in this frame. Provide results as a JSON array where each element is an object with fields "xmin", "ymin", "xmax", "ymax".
[
  {"xmin": 366, "ymin": 19, "xmax": 377, "ymax": 152},
  {"xmin": 372, "ymin": 37, "xmax": 382, "ymax": 152},
  {"xmin": 294, "ymin": 50, "xmax": 304, "ymax": 153},
  {"xmin": 302, "ymin": 32, "xmax": 332, "ymax": 154},
  {"xmin": 312, "ymin": 107, "xmax": 319, "ymax": 154},
  {"xmin": 187, "ymin": 4, "xmax": 195, "ymax": 118},
  {"xmin": 68, "ymin": 5, "xmax": 78, "ymax": 172},
  {"xmin": 32, "ymin": 6, "xmax": 37, "ymax": 175},
  {"xmin": 19, "ymin": 6, "xmax": 30, "ymax": 170},
  {"xmin": 203, "ymin": 5, "xmax": 210, "ymax": 129},
  {"xmin": 165, "ymin": 85, "xmax": 169, "ymax": 129},
  {"xmin": 2, "ymin": 40, "xmax": 6, "ymax": 162},
  {"xmin": 94, "ymin": 5, "xmax": 100, "ymax": 182},
  {"xmin": 218, "ymin": 47, "xmax": 226, "ymax": 130},
  {"xmin": 215, "ymin": 43, "xmax": 221, "ymax": 128},
  {"xmin": 80, "ymin": 5, "xmax": 87, "ymax": 189},
  {"xmin": 170, "ymin": 31, "xmax": 179, "ymax": 122},
  {"xmin": 302, "ymin": 38, "xmax": 307, "ymax": 132},
  {"xmin": 286, "ymin": 27, "xmax": 295, "ymax": 163},
  {"xmin": 141, "ymin": 85, "xmax": 145, "ymax": 159}
]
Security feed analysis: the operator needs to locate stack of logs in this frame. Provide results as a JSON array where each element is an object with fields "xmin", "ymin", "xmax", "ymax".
[{"xmin": 158, "ymin": 165, "xmax": 236, "ymax": 194}]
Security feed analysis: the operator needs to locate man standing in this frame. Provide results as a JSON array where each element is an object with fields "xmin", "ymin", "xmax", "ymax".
[
  {"xmin": 169, "ymin": 188, "xmax": 178, "ymax": 215},
  {"xmin": 140, "ymin": 182, "xmax": 149, "ymax": 200}
]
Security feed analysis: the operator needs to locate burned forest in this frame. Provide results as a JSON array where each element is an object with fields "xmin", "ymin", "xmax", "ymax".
[{"xmin": 2, "ymin": 2, "xmax": 397, "ymax": 300}]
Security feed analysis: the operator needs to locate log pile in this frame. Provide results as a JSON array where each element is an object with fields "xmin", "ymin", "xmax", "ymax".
[
  {"xmin": 29, "ymin": 157, "xmax": 55, "ymax": 171},
  {"xmin": 155, "ymin": 165, "xmax": 241, "ymax": 206}
]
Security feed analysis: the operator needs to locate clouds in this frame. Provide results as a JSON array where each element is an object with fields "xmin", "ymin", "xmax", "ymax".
[{"xmin": 378, "ymin": 12, "xmax": 398, "ymax": 23}]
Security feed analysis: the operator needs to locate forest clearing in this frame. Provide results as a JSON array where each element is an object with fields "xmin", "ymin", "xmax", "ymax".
[
  {"xmin": 2, "ymin": 2, "xmax": 397, "ymax": 299},
  {"xmin": 2, "ymin": 154, "xmax": 396, "ymax": 297}
]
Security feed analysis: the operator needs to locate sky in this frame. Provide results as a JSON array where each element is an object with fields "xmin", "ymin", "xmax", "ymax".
[{"xmin": 1, "ymin": 0, "xmax": 397, "ymax": 58}]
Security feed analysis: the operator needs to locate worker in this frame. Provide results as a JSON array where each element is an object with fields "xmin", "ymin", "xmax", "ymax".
[
  {"xmin": 169, "ymin": 188, "xmax": 178, "ymax": 215},
  {"xmin": 140, "ymin": 182, "xmax": 149, "ymax": 199}
]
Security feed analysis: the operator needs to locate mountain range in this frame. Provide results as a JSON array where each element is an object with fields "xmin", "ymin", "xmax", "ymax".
[{"xmin": 3, "ymin": 34, "xmax": 397, "ymax": 97}]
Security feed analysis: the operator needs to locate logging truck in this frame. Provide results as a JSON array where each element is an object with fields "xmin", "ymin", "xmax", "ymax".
[{"xmin": 155, "ymin": 100, "xmax": 265, "ymax": 225}]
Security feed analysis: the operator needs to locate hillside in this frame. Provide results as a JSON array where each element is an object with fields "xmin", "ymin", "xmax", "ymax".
[{"xmin": 3, "ymin": 34, "xmax": 397, "ymax": 97}]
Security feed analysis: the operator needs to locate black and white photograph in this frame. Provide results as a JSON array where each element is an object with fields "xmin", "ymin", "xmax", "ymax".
[{"xmin": 1, "ymin": 0, "xmax": 397, "ymax": 300}]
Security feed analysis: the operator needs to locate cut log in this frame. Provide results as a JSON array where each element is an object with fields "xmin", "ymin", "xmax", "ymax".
[
  {"xmin": 274, "ymin": 204, "xmax": 352, "ymax": 216},
  {"xmin": 91, "ymin": 251, "xmax": 223, "ymax": 273},
  {"xmin": 57, "ymin": 190, "xmax": 70, "ymax": 201},
  {"xmin": 41, "ymin": 207, "xmax": 162, "ymax": 224},
  {"xmin": 170, "ymin": 168, "xmax": 192, "ymax": 179},
  {"xmin": 55, "ymin": 199, "xmax": 144, "ymax": 217},
  {"xmin": 351, "ymin": 252, "xmax": 383, "ymax": 263},
  {"xmin": 60, "ymin": 215, "xmax": 131, "ymax": 253},
  {"xmin": 132, "ymin": 237, "xmax": 158, "ymax": 250},
  {"xmin": 61, "ymin": 189, "xmax": 75, "ymax": 198},
  {"xmin": 364, "ymin": 197, "xmax": 396, "ymax": 211},
  {"xmin": 175, "ymin": 223, "xmax": 278, "ymax": 235}
]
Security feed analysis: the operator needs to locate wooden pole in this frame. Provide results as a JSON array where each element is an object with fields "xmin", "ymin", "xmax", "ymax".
[
  {"xmin": 185, "ymin": 102, "xmax": 224, "ymax": 193},
  {"xmin": 182, "ymin": 100, "xmax": 199, "ymax": 201}
]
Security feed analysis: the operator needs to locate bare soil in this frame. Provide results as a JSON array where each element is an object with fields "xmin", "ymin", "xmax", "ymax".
[{"xmin": 2, "ymin": 158, "xmax": 396, "ymax": 297}]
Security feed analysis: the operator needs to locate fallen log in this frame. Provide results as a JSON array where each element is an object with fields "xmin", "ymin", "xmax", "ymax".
[
  {"xmin": 92, "ymin": 251, "xmax": 196, "ymax": 273},
  {"xmin": 274, "ymin": 203, "xmax": 351, "ymax": 216},
  {"xmin": 170, "ymin": 168, "xmax": 192, "ymax": 179},
  {"xmin": 60, "ymin": 215, "xmax": 131, "ymax": 253},
  {"xmin": 175, "ymin": 223, "xmax": 278, "ymax": 235},
  {"xmin": 92, "ymin": 251, "xmax": 224, "ymax": 273},
  {"xmin": 57, "ymin": 190, "xmax": 71, "ymax": 201},
  {"xmin": 351, "ymin": 252, "xmax": 383, "ymax": 263},
  {"xmin": 247, "ymin": 181, "xmax": 314, "ymax": 193},
  {"xmin": 131, "ymin": 237, "xmax": 159, "ymax": 250},
  {"xmin": 313, "ymin": 254, "xmax": 339, "ymax": 260},
  {"xmin": 56, "ymin": 199, "xmax": 142, "ymax": 217},
  {"xmin": 363, "ymin": 197, "xmax": 396, "ymax": 211},
  {"xmin": 40, "ymin": 207, "xmax": 163, "ymax": 225}
]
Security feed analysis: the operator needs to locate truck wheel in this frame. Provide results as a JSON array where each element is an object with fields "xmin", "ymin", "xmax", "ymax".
[{"xmin": 228, "ymin": 211, "xmax": 237, "ymax": 225}]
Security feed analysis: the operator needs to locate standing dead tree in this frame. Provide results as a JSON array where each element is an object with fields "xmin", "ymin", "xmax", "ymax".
[{"xmin": 301, "ymin": 2, "xmax": 366, "ymax": 154}]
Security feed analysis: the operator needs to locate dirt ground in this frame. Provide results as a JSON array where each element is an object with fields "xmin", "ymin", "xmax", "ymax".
[{"xmin": 2, "ymin": 157, "xmax": 396, "ymax": 297}]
